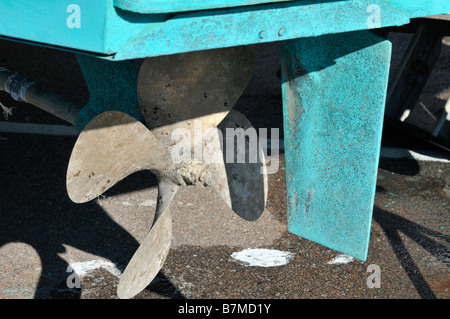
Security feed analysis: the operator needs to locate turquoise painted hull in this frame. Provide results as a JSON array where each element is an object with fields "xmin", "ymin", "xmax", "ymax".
[
  {"xmin": 0, "ymin": 1, "xmax": 448, "ymax": 59},
  {"xmin": 0, "ymin": 0, "xmax": 168, "ymax": 55}
]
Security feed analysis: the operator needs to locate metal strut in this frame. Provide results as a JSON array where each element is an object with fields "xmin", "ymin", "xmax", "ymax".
[{"xmin": 0, "ymin": 67, "xmax": 82, "ymax": 125}]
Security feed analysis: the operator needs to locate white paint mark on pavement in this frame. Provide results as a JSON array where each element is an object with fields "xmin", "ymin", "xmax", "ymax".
[
  {"xmin": 69, "ymin": 260, "xmax": 122, "ymax": 278},
  {"xmin": 139, "ymin": 199, "xmax": 157, "ymax": 207},
  {"xmin": 327, "ymin": 254, "xmax": 355, "ymax": 265},
  {"xmin": 231, "ymin": 248, "xmax": 295, "ymax": 267}
]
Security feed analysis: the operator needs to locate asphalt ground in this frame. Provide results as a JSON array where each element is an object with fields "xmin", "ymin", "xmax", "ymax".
[{"xmin": 0, "ymin": 28, "xmax": 448, "ymax": 309}]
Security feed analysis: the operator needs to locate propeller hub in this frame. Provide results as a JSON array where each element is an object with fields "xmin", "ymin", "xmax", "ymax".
[{"xmin": 177, "ymin": 163, "xmax": 215, "ymax": 187}]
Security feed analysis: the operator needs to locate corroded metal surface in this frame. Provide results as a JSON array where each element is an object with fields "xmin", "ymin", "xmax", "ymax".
[
  {"xmin": 66, "ymin": 111, "xmax": 171, "ymax": 203},
  {"xmin": 137, "ymin": 45, "xmax": 257, "ymax": 152},
  {"xmin": 66, "ymin": 45, "xmax": 267, "ymax": 298},
  {"xmin": 137, "ymin": 46, "xmax": 266, "ymax": 221},
  {"xmin": 66, "ymin": 108, "xmax": 268, "ymax": 298},
  {"xmin": 281, "ymin": 30, "xmax": 392, "ymax": 261},
  {"xmin": 214, "ymin": 110, "xmax": 268, "ymax": 221},
  {"xmin": 117, "ymin": 178, "xmax": 178, "ymax": 299}
]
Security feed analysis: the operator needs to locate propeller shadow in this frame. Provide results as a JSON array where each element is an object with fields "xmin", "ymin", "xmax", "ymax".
[{"xmin": 0, "ymin": 133, "xmax": 184, "ymax": 299}]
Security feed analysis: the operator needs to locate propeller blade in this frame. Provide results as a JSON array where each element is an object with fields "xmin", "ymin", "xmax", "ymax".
[
  {"xmin": 207, "ymin": 110, "xmax": 268, "ymax": 221},
  {"xmin": 66, "ymin": 111, "xmax": 172, "ymax": 203},
  {"xmin": 117, "ymin": 178, "xmax": 179, "ymax": 299},
  {"xmin": 137, "ymin": 45, "xmax": 257, "ymax": 152}
]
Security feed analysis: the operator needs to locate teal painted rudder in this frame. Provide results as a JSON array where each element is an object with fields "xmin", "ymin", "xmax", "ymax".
[{"xmin": 281, "ymin": 31, "xmax": 392, "ymax": 261}]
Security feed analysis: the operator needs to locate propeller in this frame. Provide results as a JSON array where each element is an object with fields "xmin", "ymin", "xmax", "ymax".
[
  {"xmin": 66, "ymin": 111, "xmax": 173, "ymax": 203},
  {"xmin": 117, "ymin": 178, "xmax": 178, "ymax": 299},
  {"xmin": 66, "ymin": 45, "xmax": 268, "ymax": 298}
]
